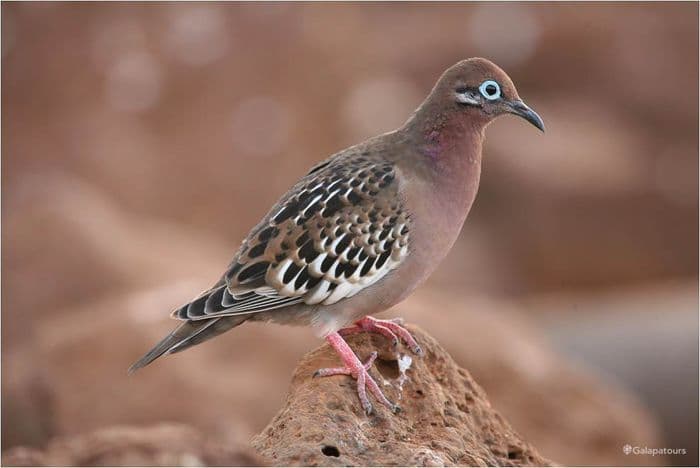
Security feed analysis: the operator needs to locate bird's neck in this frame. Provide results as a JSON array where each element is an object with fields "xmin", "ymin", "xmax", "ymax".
[
  {"xmin": 391, "ymin": 109, "xmax": 486, "ymax": 280},
  {"xmin": 404, "ymin": 106, "xmax": 485, "ymax": 184},
  {"xmin": 398, "ymin": 107, "xmax": 486, "ymax": 233},
  {"xmin": 404, "ymin": 104, "xmax": 486, "ymax": 168}
]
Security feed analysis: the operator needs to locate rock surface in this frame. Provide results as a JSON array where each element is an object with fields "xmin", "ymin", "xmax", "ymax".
[
  {"xmin": 1, "ymin": 423, "xmax": 265, "ymax": 467},
  {"xmin": 252, "ymin": 326, "xmax": 553, "ymax": 466}
]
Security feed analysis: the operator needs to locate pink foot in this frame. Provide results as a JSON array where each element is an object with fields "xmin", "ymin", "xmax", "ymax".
[
  {"xmin": 314, "ymin": 332, "xmax": 400, "ymax": 415},
  {"xmin": 338, "ymin": 316, "xmax": 424, "ymax": 356}
]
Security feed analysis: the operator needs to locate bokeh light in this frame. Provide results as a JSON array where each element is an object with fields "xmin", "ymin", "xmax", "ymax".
[
  {"xmin": 161, "ymin": 5, "xmax": 230, "ymax": 67},
  {"xmin": 469, "ymin": 4, "xmax": 541, "ymax": 68},
  {"xmin": 230, "ymin": 96, "xmax": 292, "ymax": 157}
]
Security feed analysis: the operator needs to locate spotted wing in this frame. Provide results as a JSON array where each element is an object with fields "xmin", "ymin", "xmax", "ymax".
[{"xmin": 172, "ymin": 152, "xmax": 410, "ymax": 320}]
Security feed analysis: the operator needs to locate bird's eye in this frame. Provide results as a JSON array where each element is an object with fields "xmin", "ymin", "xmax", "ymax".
[{"xmin": 479, "ymin": 80, "xmax": 501, "ymax": 100}]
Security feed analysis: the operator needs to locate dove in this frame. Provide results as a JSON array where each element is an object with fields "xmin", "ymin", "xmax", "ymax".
[{"xmin": 129, "ymin": 58, "xmax": 544, "ymax": 415}]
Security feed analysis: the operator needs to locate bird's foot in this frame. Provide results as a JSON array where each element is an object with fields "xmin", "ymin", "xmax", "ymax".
[
  {"xmin": 314, "ymin": 332, "xmax": 400, "ymax": 415},
  {"xmin": 338, "ymin": 315, "xmax": 423, "ymax": 356}
]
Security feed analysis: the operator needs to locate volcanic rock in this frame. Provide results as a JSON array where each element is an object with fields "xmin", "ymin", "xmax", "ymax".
[{"xmin": 252, "ymin": 326, "xmax": 553, "ymax": 466}]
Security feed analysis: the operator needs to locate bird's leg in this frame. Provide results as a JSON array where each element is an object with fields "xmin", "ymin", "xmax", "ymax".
[
  {"xmin": 313, "ymin": 332, "xmax": 399, "ymax": 415},
  {"xmin": 314, "ymin": 350, "xmax": 379, "ymax": 377},
  {"xmin": 338, "ymin": 316, "xmax": 423, "ymax": 356}
]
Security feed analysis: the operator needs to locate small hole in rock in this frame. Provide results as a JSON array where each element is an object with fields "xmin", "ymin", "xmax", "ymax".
[
  {"xmin": 322, "ymin": 445, "xmax": 340, "ymax": 457},
  {"xmin": 507, "ymin": 449, "xmax": 522, "ymax": 460}
]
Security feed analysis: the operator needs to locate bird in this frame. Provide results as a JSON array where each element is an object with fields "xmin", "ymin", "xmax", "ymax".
[{"xmin": 129, "ymin": 57, "xmax": 544, "ymax": 415}]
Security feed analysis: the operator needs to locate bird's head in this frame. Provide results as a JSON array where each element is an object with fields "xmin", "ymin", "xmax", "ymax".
[{"xmin": 424, "ymin": 57, "xmax": 544, "ymax": 132}]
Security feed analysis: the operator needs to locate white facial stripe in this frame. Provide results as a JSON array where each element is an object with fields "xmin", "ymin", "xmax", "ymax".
[{"xmin": 456, "ymin": 91, "xmax": 480, "ymax": 105}]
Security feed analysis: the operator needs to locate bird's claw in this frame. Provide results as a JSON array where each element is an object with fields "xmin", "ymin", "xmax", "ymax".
[
  {"xmin": 313, "ymin": 350, "xmax": 397, "ymax": 414},
  {"xmin": 339, "ymin": 316, "xmax": 423, "ymax": 356}
]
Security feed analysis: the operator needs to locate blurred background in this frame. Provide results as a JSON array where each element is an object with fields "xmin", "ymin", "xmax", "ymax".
[{"xmin": 2, "ymin": 2, "xmax": 697, "ymax": 466}]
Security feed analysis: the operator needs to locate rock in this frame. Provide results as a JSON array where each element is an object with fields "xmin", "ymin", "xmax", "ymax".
[
  {"xmin": 252, "ymin": 326, "xmax": 553, "ymax": 466},
  {"xmin": 1, "ymin": 423, "xmax": 265, "ymax": 467}
]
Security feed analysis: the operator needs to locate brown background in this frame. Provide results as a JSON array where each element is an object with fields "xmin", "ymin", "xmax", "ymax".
[{"xmin": 2, "ymin": 2, "xmax": 698, "ymax": 466}]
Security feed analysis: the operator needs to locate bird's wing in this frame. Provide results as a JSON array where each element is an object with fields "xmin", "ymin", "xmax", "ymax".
[{"xmin": 172, "ymin": 150, "xmax": 411, "ymax": 321}]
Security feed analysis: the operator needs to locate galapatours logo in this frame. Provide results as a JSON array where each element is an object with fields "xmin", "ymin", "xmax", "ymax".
[{"xmin": 622, "ymin": 444, "xmax": 687, "ymax": 456}]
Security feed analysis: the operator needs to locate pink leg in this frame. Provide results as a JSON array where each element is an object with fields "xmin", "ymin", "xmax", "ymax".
[
  {"xmin": 338, "ymin": 316, "xmax": 423, "ymax": 355},
  {"xmin": 313, "ymin": 332, "xmax": 399, "ymax": 415},
  {"xmin": 313, "ymin": 351, "xmax": 378, "ymax": 377}
]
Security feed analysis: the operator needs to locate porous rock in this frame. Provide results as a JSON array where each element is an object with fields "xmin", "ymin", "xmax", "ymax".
[
  {"xmin": 252, "ymin": 326, "xmax": 553, "ymax": 466},
  {"xmin": 1, "ymin": 423, "xmax": 266, "ymax": 467}
]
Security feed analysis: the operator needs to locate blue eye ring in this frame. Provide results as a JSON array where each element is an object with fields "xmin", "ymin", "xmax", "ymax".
[{"xmin": 479, "ymin": 80, "xmax": 501, "ymax": 100}]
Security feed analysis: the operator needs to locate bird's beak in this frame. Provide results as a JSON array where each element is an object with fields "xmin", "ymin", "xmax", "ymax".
[{"xmin": 507, "ymin": 100, "xmax": 545, "ymax": 132}]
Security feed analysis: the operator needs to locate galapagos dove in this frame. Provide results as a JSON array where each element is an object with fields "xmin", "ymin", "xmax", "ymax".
[{"xmin": 129, "ymin": 58, "xmax": 544, "ymax": 415}]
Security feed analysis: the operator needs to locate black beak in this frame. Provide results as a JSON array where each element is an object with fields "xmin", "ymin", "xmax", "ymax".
[{"xmin": 508, "ymin": 100, "xmax": 545, "ymax": 132}]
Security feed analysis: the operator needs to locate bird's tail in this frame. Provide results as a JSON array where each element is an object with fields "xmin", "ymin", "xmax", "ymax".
[{"xmin": 128, "ymin": 315, "xmax": 248, "ymax": 374}]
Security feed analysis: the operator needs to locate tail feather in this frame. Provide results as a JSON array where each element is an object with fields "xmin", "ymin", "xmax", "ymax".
[
  {"xmin": 168, "ymin": 316, "xmax": 246, "ymax": 354},
  {"xmin": 128, "ymin": 315, "xmax": 247, "ymax": 374},
  {"xmin": 129, "ymin": 321, "xmax": 206, "ymax": 374}
]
